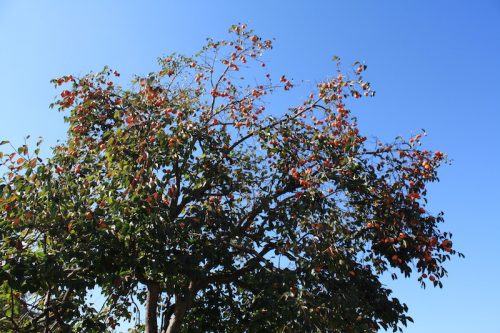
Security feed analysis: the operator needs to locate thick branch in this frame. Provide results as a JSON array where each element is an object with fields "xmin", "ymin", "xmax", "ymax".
[
  {"xmin": 164, "ymin": 282, "xmax": 197, "ymax": 333},
  {"xmin": 145, "ymin": 282, "xmax": 160, "ymax": 333}
]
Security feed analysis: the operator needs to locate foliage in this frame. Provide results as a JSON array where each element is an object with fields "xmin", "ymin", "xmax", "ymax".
[{"xmin": 0, "ymin": 24, "xmax": 460, "ymax": 333}]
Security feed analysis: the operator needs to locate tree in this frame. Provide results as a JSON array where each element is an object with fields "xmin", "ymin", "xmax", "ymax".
[{"xmin": 0, "ymin": 24, "xmax": 460, "ymax": 333}]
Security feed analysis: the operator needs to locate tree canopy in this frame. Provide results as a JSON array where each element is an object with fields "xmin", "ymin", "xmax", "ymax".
[{"xmin": 0, "ymin": 24, "xmax": 460, "ymax": 333}]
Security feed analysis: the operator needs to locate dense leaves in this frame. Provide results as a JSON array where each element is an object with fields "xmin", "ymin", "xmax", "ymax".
[{"xmin": 0, "ymin": 24, "xmax": 460, "ymax": 332}]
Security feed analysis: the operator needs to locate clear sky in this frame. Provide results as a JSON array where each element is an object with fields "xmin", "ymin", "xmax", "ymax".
[{"xmin": 1, "ymin": 1, "xmax": 499, "ymax": 332}]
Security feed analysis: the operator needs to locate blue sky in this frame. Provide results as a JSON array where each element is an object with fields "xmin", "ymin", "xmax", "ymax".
[{"xmin": 1, "ymin": 1, "xmax": 499, "ymax": 332}]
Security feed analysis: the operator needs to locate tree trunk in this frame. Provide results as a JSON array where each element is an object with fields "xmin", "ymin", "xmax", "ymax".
[
  {"xmin": 164, "ymin": 282, "xmax": 196, "ymax": 333},
  {"xmin": 145, "ymin": 282, "xmax": 160, "ymax": 333}
]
